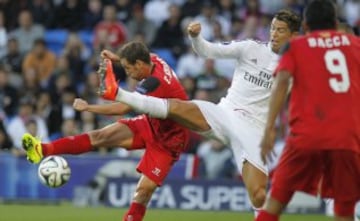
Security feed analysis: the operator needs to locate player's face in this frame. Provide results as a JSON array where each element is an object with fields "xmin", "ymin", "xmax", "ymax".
[
  {"xmin": 270, "ymin": 18, "xmax": 293, "ymax": 53},
  {"xmin": 120, "ymin": 58, "xmax": 143, "ymax": 81}
]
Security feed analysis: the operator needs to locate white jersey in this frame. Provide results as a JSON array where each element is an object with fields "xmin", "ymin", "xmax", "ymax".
[{"xmin": 191, "ymin": 35, "xmax": 279, "ymax": 124}]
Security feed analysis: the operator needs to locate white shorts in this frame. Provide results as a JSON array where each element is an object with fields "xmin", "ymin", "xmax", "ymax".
[{"xmin": 192, "ymin": 100, "xmax": 268, "ymax": 175}]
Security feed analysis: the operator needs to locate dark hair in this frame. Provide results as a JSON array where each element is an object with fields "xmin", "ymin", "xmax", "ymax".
[
  {"xmin": 305, "ymin": 0, "xmax": 336, "ymax": 31},
  {"xmin": 117, "ymin": 41, "xmax": 151, "ymax": 65},
  {"xmin": 274, "ymin": 9, "xmax": 301, "ymax": 33}
]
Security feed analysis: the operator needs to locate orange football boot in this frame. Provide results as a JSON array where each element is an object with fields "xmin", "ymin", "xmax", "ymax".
[{"xmin": 98, "ymin": 59, "xmax": 118, "ymax": 100}]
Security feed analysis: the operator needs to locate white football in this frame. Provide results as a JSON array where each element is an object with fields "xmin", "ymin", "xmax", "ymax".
[{"xmin": 38, "ymin": 155, "xmax": 71, "ymax": 188}]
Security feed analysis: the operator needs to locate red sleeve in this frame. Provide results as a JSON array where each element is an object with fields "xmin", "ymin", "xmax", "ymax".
[{"xmin": 274, "ymin": 42, "xmax": 296, "ymax": 77}]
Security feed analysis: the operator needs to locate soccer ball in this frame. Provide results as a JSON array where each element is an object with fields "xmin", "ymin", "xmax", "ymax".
[{"xmin": 38, "ymin": 155, "xmax": 71, "ymax": 188}]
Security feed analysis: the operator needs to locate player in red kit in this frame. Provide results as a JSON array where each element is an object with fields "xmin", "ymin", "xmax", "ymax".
[
  {"xmin": 257, "ymin": 1, "xmax": 360, "ymax": 221},
  {"xmin": 22, "ymin": 41, "xmax": 189, "ymax": 221}
]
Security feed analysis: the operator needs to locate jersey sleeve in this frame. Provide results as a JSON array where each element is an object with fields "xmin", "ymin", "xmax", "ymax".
[
  {"xmin": 190, "ymin": 35, "xmax": 251, "ymax": 60},
  {"xmin": 135, "ymin": 76, "xmax": 167, "ymax": 97},
  {"xmin": 274, "ymin": 42, "xmax": 296, "ymax": 77}
]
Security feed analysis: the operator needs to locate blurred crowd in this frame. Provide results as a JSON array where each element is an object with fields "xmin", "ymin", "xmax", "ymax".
[{"xmin": 0, "ymin": 0, "xmax": 359, "ymax": 180}]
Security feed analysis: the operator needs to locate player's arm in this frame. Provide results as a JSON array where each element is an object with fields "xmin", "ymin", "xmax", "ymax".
[
  {"xmin": 101, "ymin": 50, "xmax": 121, "ymax": 63},
  {"xmin": 73, "ymin": 98, "xmax": 132, "ymax": 115},
  {"xmin": 261, "ymin": 42, "xmax": 295, "ymax": 164},
  {"xmin": 187, "ymin": 22, "xmax": 245, "ymax": 59},
  {"xmin": 261, "ymin": 71, "xmax": 291, "ymax": 164}
]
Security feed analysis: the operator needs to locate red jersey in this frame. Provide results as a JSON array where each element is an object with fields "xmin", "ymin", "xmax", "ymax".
[
  {"xmin": 275, "ymin": 30, "xmax": 360, "ymax": 152},
  {"xmin": 135, "ymin": 54, "xmax": 189, "ymax": 152},
  {"xmin": 94, "ymin": 21, "xmax": 127, "ymax": 48}
]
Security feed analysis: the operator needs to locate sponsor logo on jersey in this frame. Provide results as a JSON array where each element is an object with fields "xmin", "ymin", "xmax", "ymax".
[{"xmin": 244, "ymin": 71, "xmax": 273, "ymax": 89}]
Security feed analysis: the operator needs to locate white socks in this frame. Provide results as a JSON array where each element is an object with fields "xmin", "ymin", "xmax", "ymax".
[{"xmin": 115, "ymin": 88, "xmax": 169, "ymax": 119}]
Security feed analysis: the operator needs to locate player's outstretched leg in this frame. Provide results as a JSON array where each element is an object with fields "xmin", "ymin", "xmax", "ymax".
[
  {"xmin": 98, "ymin": 59, "xmax": 118, "ymax": 100},
  {"xmin": 22, "ymin": 133, "xmax": 43, "ymax": 164},
  {"xmin": 97, "ymin": 60, "xmax": 169, "ymax": 119}
]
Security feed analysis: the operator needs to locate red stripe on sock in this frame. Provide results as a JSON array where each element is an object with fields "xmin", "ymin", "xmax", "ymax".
[{"xmin": 42, "ymin": 134, "xmax": 92, "ymax": 156}]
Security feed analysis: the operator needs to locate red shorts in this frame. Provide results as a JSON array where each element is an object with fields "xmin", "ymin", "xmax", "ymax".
[
  {"xmin": 271, "ymin": 144, "xmax": 360, "ymax": 203},
  {"xmin": 120, "ymin": 115, "xmax": 181, "ymax": 186}
]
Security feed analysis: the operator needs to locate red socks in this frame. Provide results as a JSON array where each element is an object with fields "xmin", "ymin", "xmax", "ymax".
[
  {"xmin": 256, "ymin": 210, "xmax": 279, "ymax": 221},
  {"xmin": 123, "ymin": 202, "xmax": 146, "ymax": 221},
  {"xmin": 42, "ymin": 134, "xmax": 92, "ymax": 156}
]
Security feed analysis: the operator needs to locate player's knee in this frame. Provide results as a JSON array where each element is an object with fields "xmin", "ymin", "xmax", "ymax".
[
  {"xmin": 249, "ymin": 186, "xmax": 266, "ymax": 208},
  {"xmin": 88, "ymin": 130, "xmax": 106, "ymax": 148}
]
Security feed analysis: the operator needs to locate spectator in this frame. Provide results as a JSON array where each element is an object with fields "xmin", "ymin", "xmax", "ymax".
[
  {"xmin": 9, "ymin": 10, "xmax": 44, "ymax": 54},
  {"xmin": 152, "ymin": 4, "xmax": 186, "ymax": 58},
  {"xmin": 238, "ymin": 0, "xmax": 263, "ymax": 20},
  {"xmin": 197, "ymin": 139, "xmax": 236, "ymax": 180},
  {"xmin": 236, "ymin": 15, "xmax": 267, "ymax": 41},
  {"xmin": 0, "ymin": 120, "xmax": 13, "ymax": 151},
  {"xmin": 0, "ymin": 66, "xmax": 18, "ymax": 118},
  {"xmin": 5, "ymin": 97, "xmax": 49, "ymax": 149},
  {"xmin": 21, "ymin": 68, "xmax": 42, "ymax": 101},
  {"xmin": 79, "ymin": 111, "xmax": 99, "ymax": 133},
  {"xmin": 195, "ymin": 59, "xmax": 221, "ymax": 92},
  {"xmin": 83, "ymin": 0, "xmax": 103, "ymax": 30},
  {"xmin": 1, "ymin": 38, "xmax": 23, "ymax": 75},
  {"xmin": 22, "ymin": 38, "xmax": 57, "ymax": 87},
  {"xmin": 194, "ymin": 2, "xmax": 231, "ymax": 40},
  {"xmin": 217, "ymin": 0, "xmax": 238, "ymax": 22},
  {"xmin": 53, "ymin": 0, "xmax": 84, "ymax": 30},
  {"xmin": 144, "ymin": 0, "xmax": 171, "ymax": 27},
  {"xmin": 93, "ymin": 5, "xmax": 127, "ymax": 51},
  {"xmin": 80, "ymin": 71, "xmax": 101, "ymax": 104},
  {"xmin": 181, "ymin": 0, "xmax": 204, "ymax": 18},
  {"xmin": 115, "ymin": 0, "xmax": 135, "ymax": 23},
  {"xmin": 342, "ymin": 0, "xmax": 360, "ymax": 26},
  {"xmin": 29, "ymin": 0, "xmax": 54, "ymax": 28},
  {"xmin": 176, "ymin": 45, "xmax": 205, "ymax": 79},
  {"xmin": 62, "ymin": 33, "xmax": 91, "ymax": 84},
  {"xmin": 51, "ymin": 118, "xmax": 80, "ymax": 140},
  {"xmin": 126, "ymin": 4, "xmax": 157, "ymax": 46}
]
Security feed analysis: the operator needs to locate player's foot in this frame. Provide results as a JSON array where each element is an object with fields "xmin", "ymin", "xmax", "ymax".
[
  {"xmin": 98, "ymin": 59, "xmax": 118, "ymax": 100},
  {"xmin": 22, "ymin": 133, "xmax": 43, "ymax": 164}
]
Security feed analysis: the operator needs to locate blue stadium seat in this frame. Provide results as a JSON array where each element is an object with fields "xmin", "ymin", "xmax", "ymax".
[{"xmin": 44, "ymin": 29, "xmax": 68, "ymax": 56}]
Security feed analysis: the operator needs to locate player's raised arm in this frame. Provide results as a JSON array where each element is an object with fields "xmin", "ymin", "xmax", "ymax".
[
  {"xmin": 73, "ymin": 98, "xmax": 132, "ymax": 115},
  {"xmin": 101, "ymin": 49, "xmax": 121, "ymax": 63},
  {"xmin": 187, "ymin": 21, "xmax": 247, "ymax": 59}
]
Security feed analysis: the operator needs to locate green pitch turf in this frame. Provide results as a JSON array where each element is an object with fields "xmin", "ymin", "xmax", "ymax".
[{"xmin": 0, "ymin": 203, "xmax": 332, "ymax": 221}]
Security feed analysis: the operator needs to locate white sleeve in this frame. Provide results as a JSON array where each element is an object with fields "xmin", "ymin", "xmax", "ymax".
[{"xmin": 190, "ymin": 35, "xmax": 251, "ymax": 60}]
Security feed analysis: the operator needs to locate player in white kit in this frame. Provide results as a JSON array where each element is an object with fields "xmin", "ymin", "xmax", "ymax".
[{"xmin": 99, "ymin": 10, "xmax": 300, "ymax": 210}]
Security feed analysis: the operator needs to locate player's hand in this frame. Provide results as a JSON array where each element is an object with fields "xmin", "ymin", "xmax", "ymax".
[
  {"xmin": 73, "ymin": 98, "xmax": 88, "ymax": 112},
  {"xmin": 100, "ymin": 49, "xmax": 120, "ymax": 62},
  {"xmin": 187, "ymin": 22, "xmax": 201, "ymax": 38},
  {"xmin": 260, "ymin": 127, "xmax": 277, "ymax": 165}
]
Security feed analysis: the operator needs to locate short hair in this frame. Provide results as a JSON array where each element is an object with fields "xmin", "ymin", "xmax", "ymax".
[
  {"xmin": 117, "ymin": 41, "xmax": 151, "ymax": 65},
  {"xmin": 305, "ymin": 0, "xmax": 336, "ymax": 31},
  {"xmin": 274, "ymin": 9, "xmax": 301, "ymax": 33}
]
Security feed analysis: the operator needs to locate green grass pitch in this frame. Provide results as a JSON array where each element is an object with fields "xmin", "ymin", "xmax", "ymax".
[{"xmin": 0, "ymin": 203, "xmax": 333, "ymax": 221}]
